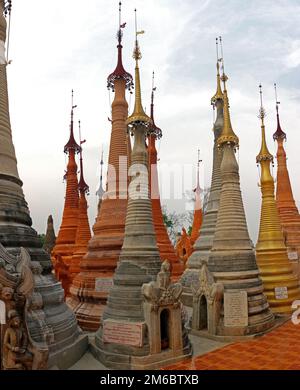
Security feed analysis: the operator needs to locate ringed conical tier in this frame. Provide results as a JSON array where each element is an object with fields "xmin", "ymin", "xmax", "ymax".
[
  {"xmin": 0, "ymin": 2, "xmax": 87, "ymax": 368},
  {"xmin": 68, "ymin": 132, "xmax": 91, "ymax": 301},
  {"xmin": 207, "ymin": 63, "xmax": 274, "ymax": 335},
  {"xmin": 148, "ymin": 74, "xmax": 183, "ymax": 279},
  {"xmin": 51, "ymin": 97, "xmax": 80, "ymax": 295},
  {"xmin": 255, "ymin": 86, "xmax": 300, "ymax": 314},
  {"xmin": 69, "ymin": 4, "xmax": 133, "ymax": 331},
  {"xmin": 273, "ymin": 85, "xmax": 300, "ymax": 277},
  {"xmin": 180, "ymin": 60, "xmax": 224, "ymax": 306}
]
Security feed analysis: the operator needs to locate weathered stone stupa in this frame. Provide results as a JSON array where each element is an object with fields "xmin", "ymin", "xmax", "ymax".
[
  {"xmin": 68, "ymin": 131, "xmax": 91, "ymax": 297},
  {"xmin": 204, "ymin": 64, "xmax": 274, "ymax": 336},
  {"xmin": 148, "ymin": 73, "xmax": 183, "ymax": 279},
  {"xmin": 0, "ymin": 2, "xmax": 87, "ymax": 368},
  {"xmin": 0, "ymin": 2, "xmax": 50, "ymax": 272},
  {"xmin": 51, "ymin": 96, "xmax": 80, "ymax": 295},
  {"xmin": 273, "ymin": 84, "xmax": 300, "ymax": 277},
  {"xmin": 191, "ymin": 47, "xmax": 274, "ymax": 337},
  {"xmin": 43, "ymin": 215, "xmax": 56, "ymax": 255},
  {"xmin": 255, "ymin": 85, "xmax": 300, "ymax": 315},
  {"xmin": 180, "ymin": 58, "xmax": 224, "ymax": 306},
  {"xmin": 93, "ymin": 14, "xmax": 191, "ymax": 368},
  {"xmin": 69, "ymin": 3, "xmax": 133, "ymax": 331}
]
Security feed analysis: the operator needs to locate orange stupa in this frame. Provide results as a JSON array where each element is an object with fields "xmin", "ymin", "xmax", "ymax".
[
  {"xmin": 190, "ymin": 150, "xmax": 203, "ymax": 245},
  {"xmin": 148, "ymin": 73, "xmax": 184, "ymax": 279},
  {"xmin": 52, "ymin": 93, "xmax": 80, "ymax": 295},
  {"xmin": 69, "ymin": 5, "xmax": 133, "ymax": 331},
  {"xmin": 68, "ymin": 123, "xmax": 91, "ymax": 296},
  {"xmin": 273, "ymin": 84, "xmax": 300, "ymax": 277}
]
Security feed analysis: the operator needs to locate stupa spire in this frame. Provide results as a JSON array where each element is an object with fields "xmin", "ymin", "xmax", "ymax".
[
  {"xmin": 181, "ymin": 40, "xmax": 224, "ymax": 305},
  {"xmin": 256, "ymin": 85, "xmax": 273, "ymax": 163},
  {"xmin": 0, "ymin": 2, "xmax": 84, "ymax": 367},
  {"xmin": 77, "ymin": 120, "xmax": 89, "ymax": 194},
  {"xmin": 272, "ymin": 83, "xmax": 300, "ymax": 275},
  {"xmin": 255, "ymin": 85, "xmax": 300, "ymax": 314},
  {"xmin": 205, "ymin": 40, "xmax": 274, "ymax": 336},
  {"xmin": 273, "ymin": 83, "xmax": 286, "ymax": 141},
  {"xmin": 96, "ymin": 148, "xmax": 105, "ymax": 211},
  {"xmin": 148, "ymin": 71, "xmax": 183, "ymax": 278},
  {"xmin": 69, "ymin": 2, "xmax": 132, "ymax": 330},
  {"xmin": 52, "ymin": 91, "xmax": 80, "ymax": 295},
  {"xmin": 126, "ymin": 9, "xmax": 152, "ymax": 126},
  {"xmin": 190, "ymin": 150, "xmax": 203, "ymax": 245},
  {"xmin": 107, "ymin": 2, "xmax": 133, "ymax": 91},
  {"xmin": 94, "ymin": 11, "xmax": 191, "ymax": 367},
  {"xmin": 68, "ymin": 122, "xmax": 91, "ymax": 292},
  {"xmin": 64, "ymin": 90, "xmax": 81, "ymax": 154},
  {"xmin": 211, "ymin": 38, "xmax": 223, "ymax": 104}
]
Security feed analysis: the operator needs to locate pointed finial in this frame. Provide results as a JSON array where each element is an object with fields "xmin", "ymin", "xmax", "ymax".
[
  {"xmin": 107, "ymin": 1, "xmax": 133, "ymax": 91},
  {"xmin": 256, "ymin": 84, "xmax": 273, "ymax": 163},
  {"xmin": 197, "ymin": 149, "xmax": 202, "ymax": 189},
  {"xmin": 126, "ymin": 9, "xmax": 151, "ymax": 126},
  {"xmin": 216, "ymin": 37, "xmax": 239, "ymax": 147},
  {"xmin": 148, "ymin": 70, "xmax": 162, "ymax": 139},
  {"xmin": 77, "ymin": 120, "xmax": 89, "ymax": 195},
  {"xmin": 273, "ymin": 83, "xmax": 286, "ymax": 141},
  {"xmin": 211, "ymin": 37, "xmax": 224, "ymax": 104},
  {"xmin": 64, "ymin": 90, "xmax": 81, "ymax": 153},
  {"xmin": 96, "ymin": 147, "xmax": 105, "ymax": 198}
]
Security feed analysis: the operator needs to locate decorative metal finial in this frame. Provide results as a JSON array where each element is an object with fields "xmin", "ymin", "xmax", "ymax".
[
  {"xmin": 216, "ymin": 37, "xmax": 219, "ymax": 62},
  {"xmin": 133, "ymin": 8, "xmax": 144, "ymax": 61},
  {"xmin": 258, "ymin": 84, "xmax": 266, "ymax": 122},
  {"xmin": 3, "ymin": 0, "xmax": 12, "ymax": 17},
  {"xmin": 274, "ymin": 83, "xmax": 281, "ymax": 115}
]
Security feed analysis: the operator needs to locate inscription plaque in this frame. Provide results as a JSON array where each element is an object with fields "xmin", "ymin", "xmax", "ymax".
[
  {"xmin": 103, "ymin": 320, "xmax": 144, "ymax": 347},
  {"xmin": 275, "ymin": 286, "xmax": 288, "ymax": 300},
  {"xmin": 224, "ymin": 291, "xmax": 248, "ymax": 327},
  {"xmin": 95, "ymin": 278, "xmax": 113, "ymax": 293},
  {"xmin": 288, "ymin": 251, "xmax": 299, "ymax": 261}
]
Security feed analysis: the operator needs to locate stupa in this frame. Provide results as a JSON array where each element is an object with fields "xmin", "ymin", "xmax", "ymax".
[
  {"xmin": 68, "ymin": 126, "xmax": 91, "ymax": 298},
  {"xmin": 190, "ymin": 150, "xmax": 203, "ymax": 246},
  {"xmin": 255, "ymin": 85, "xmax": 300, "ymax": 315},
  {"xmin": 0, "ymin": 1, "xmax": 87, "ymax": 368},
  {"xmin": 273, "ymin": 84, "xmax": 300, "ymax": 277},
  {"xmin": 191, "ymin": 45, "xmax": 274, "ymax": 337},
  {"xmin": 43, "ymin": 215, "xmax": 56, "ymax": 255},
  {"xmin": 69, "ymin": 2, "xmax": 133, "ymax": 331},
  {"xmin": 148, "ymin": 72, "xmax": 183, "ymax": 279},
  {"xmin": 51, "ymin": 93, "xmax": 80, "ymax": 295},
  {"xmin": 92, "ymin": 12, "xmax": 191, "ymax": 368},
  {"xmin": 180, "ymin": 48, "xmax": 224, "ymax": 306}
]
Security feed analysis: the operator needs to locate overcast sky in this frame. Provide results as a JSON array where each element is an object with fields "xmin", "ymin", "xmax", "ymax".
[{"xmin": 6, "ymin": 0, "xmax": 300, "ymax": 241}]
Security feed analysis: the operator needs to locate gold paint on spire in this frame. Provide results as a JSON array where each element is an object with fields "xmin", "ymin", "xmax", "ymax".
[
  {"xmin": 211, "ymin": 61, "xmax": 223, "ymax": 104},
  {"xmin": 126, "ymin": 9, "xmax": 152, "ymax": 126},
  {"xmin": 217, "ymin": 76, "xmax": 239, "ymax": 147},
  {"xmin": 216, "ymin": 37, "xmax": 239, "ymax": 147},
  {"xmin": 211, "ymin": 39, "xmax": 223, "ymax": 104},
  {"xmin": 256, "ymin": 85, "xmax": 273, "ymax": 164}
]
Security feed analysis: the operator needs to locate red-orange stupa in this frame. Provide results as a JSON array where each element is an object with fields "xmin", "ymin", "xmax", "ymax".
[
  {"xmin": 68, "ymin": 124, "xmax": 91, "ymax": 296},
  {"xmin": 148, "ymin": 73, "xmax": 184, "ymax": 279},
  {"xmin": 273, "ymin": 84, "xmax": 300, "ymax": 277},
  {"xmin": 69, "ymin": 3, "xmax": 133, "ymax": 331},
  {"xmin": 52, "ymin": 93, "xmax": 80, "ymax": 294}
]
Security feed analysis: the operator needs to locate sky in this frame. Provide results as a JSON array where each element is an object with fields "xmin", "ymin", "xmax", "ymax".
[{"xmin": 6, "ymin": 0, "xmax": 300, "ymax": 242}]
